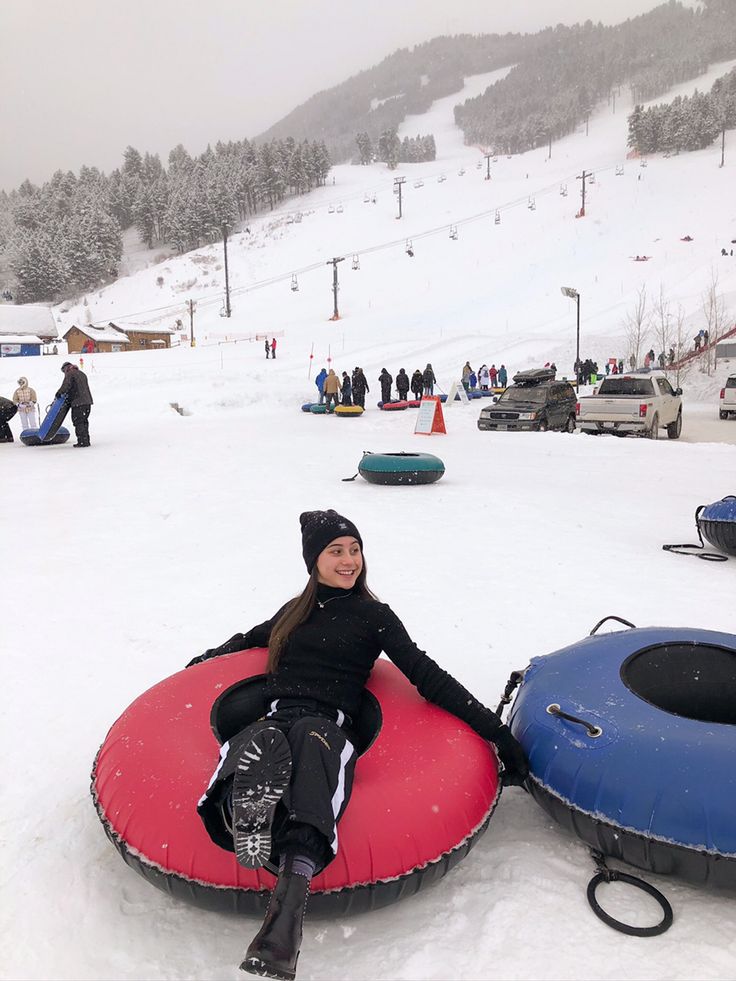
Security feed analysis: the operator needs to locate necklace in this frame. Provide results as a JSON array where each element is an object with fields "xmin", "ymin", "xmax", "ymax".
[{"xmin": 317, "ymin": 592, "xmax": 352, "ymax": 609}]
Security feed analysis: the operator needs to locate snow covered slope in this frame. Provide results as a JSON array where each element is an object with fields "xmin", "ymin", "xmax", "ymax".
[{"xmin": 1, "ymin": 66, "xmax": 735, "ymax": 981}]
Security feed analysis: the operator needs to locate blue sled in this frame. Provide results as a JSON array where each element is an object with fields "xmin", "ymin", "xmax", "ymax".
[{"xmin": 20, "ymin": 396, "xmax": 71, "ymax": 446}]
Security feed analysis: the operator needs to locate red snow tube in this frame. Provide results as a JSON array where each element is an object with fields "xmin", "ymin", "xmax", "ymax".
[{"xmin": 91, "ymin": 649, "xmax": 499, "ymax": 917}]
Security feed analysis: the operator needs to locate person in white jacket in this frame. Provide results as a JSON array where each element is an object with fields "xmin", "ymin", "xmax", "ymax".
[{"xmin": 12, "ymin": 377, "xmax": 38, "ymax": 430}]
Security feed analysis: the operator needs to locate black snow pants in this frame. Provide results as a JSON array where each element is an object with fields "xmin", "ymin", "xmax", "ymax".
[
  {"xmin": 71, "ymin": 405, "xmax": 92, "ymax": 446},
  {"xmin": 198, "ymin": 701, "xmax": 358, "ymax": 873},
  {"xmin": 0, "ymin": 397, "xmax": 17, "ymax": 442}
]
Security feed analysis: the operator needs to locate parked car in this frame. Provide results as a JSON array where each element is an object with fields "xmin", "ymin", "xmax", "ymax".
[
  {"xmin": 719, "ymin": 375, "xmax": 736, "ymax": 419},
  {"xmin": 576, "ymin": 372, "xmax": 682, "ymax": 439},
  {"xmin": 477, "ymin": 369, "xmax": 577, "ymax": 432}
]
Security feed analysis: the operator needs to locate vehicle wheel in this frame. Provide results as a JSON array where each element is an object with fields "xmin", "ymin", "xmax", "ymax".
[
  {"xmin": 720, "ymin": 411, "xmax": 728, "ymax": 420},
  {"xmin": 667, "ymin": 410, "xmax": 682, "ymax": 439},
  {"xmin": 537, "ymin": 418, "xmax": 549, "ymax": 432},
  {"xmin": 647, "ymin": 413, "xmax": 659, "ymax": 439},
  {"xmin": 564, "ymin": 414, "xmax": 576, "ymax": 433}
]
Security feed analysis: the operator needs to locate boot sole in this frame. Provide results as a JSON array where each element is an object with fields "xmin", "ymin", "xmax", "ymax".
[
  {"xmin": 240, "ymin": 954, "xmax": 296, "ymax": 980},
  {"xmin": 232, "ymin": 727, "xmax": 292, "ymax": 869}
]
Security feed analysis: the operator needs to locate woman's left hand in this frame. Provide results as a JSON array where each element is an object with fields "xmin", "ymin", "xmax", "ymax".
[{"xmin": 491, "ymin": 725, "xmax": 529, "ymax": 787}]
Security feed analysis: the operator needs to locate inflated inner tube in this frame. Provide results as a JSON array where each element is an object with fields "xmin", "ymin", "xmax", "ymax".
[
  {"xmin": 92, "ymin": 650, "xmax": 499, "ymax": 917},
  {"xmin": 379, "ymin": 401, "xmax": 408, "ymax": 411},
  {"xmin": 309, "ymin": 404, "xmax": 328, "ymax": 414},
  {"xmin": 358, "ymin": 451, "xmax": 445, "ymax": 486},
  {"xmin": 334, "ymin": 405, "xmax": 364, "ymax": 417},
  {"xmin": 509, "ymin": 625, "xmax": 736, "ymax": 889},
  {"xmin": 20, "ymin": 426, "xmax": 71, "ymax": 446},
  {"xmin": 698, "ymin": 496, "xmax": 736, "ymax": 557}
]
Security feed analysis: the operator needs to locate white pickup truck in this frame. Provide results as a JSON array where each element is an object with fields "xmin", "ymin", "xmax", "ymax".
[
  {"xmin": 720, "ymin": 375, "xmax": 736, "ymax": 419},
  {"xmin": 576, "ymin": 373, "xmax": 683, "ymax": 439}
]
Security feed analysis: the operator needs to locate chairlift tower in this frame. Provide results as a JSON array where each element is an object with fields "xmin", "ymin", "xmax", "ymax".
[
  {"xmin": 326, "ymin": 256, "xmax": 345, "ymax": 320},
  {"xmin": 393, "ymin": 176, "xmax": 406, "ymax": 219}
]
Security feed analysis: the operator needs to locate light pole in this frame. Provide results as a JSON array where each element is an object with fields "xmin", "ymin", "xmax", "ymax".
[
  {"xmin": 222, "ymin": 222, "xmax": 232, "ymax": 318},
  {"xmin": 561, "ymin": 287, "xmax": 580, "ymax": 390}
]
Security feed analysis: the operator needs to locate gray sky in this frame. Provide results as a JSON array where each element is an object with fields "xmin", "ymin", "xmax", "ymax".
[{"xmin": 1, "ymin": 0, "xmax": 663, "ymax": 192}]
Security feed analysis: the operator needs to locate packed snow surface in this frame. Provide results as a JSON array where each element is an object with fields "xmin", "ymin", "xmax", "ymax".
[{"xmin": 2, "ymin": 65, "xmax": 736, "ymax": 981}]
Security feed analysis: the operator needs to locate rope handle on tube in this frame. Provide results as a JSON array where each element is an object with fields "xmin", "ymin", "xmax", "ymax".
[
  {"xmin": 589, "ymin": 615, "xmax": 637, "ymax": 635},
  {"xmin": 546, "ymin": 703, "xmax": 602, "ymax": 738},
  {"xmin": 495, "ymin": 670, "xmax": 524, "ymax": 717},
  {"xmin": 663, "ymin": 504, "xmax": 728, "ymax": 561},
  {"xmin": 587, "ymin": 850, "xmax": 673, "ymax": 937}
]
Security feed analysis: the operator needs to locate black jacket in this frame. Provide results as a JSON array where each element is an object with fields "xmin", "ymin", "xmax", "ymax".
[
  {"xmin": 56, "ymin": 367, "xmax": 93, "ymax": 406},
  {"xmin": 396, "ymin": 370, "xmax": 409, "ymax": 396},
  {"xmin": 198, "ymin": 585, "xmax": 506, "ymax": 742},
  {"xmin": 410, "ymin": 371, "xmax": 423, "ymax": 395}
]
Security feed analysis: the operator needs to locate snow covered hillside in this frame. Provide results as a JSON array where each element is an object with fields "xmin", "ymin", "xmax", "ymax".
[{"xmin": 1, "ymin": 65, "xmax": 735, "ymax": 981}]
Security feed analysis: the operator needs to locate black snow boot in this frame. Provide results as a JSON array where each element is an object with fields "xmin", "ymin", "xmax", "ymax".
[
  {"xmin": 241, "ymin": 864, "xmax": 310, "ymax": 980},
  {"xmin": 232, "ymin": 726, "xmax": 292, "ymax": 869}
]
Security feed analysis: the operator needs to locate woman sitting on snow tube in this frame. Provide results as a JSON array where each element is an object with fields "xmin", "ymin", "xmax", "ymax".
[{"xmin": 188, "ymin": 509, "xmax": 527, "ymax": 980}]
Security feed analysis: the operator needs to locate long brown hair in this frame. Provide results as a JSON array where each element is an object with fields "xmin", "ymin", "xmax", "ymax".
[{"xmin": 267, "ymin": 557, "xmax": 376, "ymax": 672}]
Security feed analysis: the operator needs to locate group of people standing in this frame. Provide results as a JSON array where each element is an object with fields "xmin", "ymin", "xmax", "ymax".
[
  {"xmin": 462, "ymin": 362, "xmax": 508, "ymax": 392},
  {"xmin": 264, "ymin": 338, "xmax": 278, "ymax": 359},
  {"xmin": 314, "ymin": 364, "xmax": 438, "ymax": 409}
]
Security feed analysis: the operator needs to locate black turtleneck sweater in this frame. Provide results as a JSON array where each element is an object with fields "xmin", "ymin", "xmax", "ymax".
[{"xmin": 201, "ymin": 584, "xmax": 504, "ymax": 741}]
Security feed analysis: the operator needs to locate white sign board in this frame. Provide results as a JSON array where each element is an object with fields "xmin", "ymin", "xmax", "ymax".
[
  {"xmin": 444, "ymin": 381, "xmax": 470, "ymax": 407},
  {"xmin": 414, "ymin": 399, "xmax": 437, "ymax": 434}
]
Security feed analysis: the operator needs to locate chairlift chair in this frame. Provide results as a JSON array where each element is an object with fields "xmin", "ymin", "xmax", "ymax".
[
  {"xmin": 336, "ymin": 204, "xmax": 344, "ymax": 213},
  {"xmin": 560, "ymin": 183, "xmax": 568, "ymax": 196},
  {"xmin": 615, "ymin": 165, "xmax": 624, "ymax": 176},
  {"xmin": 494, "ymin": 210, "xmax": 501, "ymax": 225},
  {"xmin": 588, "ymin": 173, "xmax": 595, "ymax": 184},
  {"xmin": 458, "ymin": 168, "xmax": 466, "ymax": 176},
  {"xmin": 290, "ymin": 275, "xmax": 299, "ymax": 292},
  {"xmin": 528, "ymin": 196, "xmax": 536, "ymax": 211},
  {"xmin": 295, "ymin": 212, "xmax": 302, "ymax": 223},
  {"xmin": 405, "ymin": 239, "xmax": 414, "ymax": 257},
  {"xmin": 351, "ymin": 254, "xmax": 360, "ymax": 270},
  {"xmin": 328, "ymin": 204, "xmax": 335, "ymax": 214},
  {"xmin": 476, "ymin": 160, "xmax": 483, "ymax": 169},
  {"xmin": 363, "ymin": 193, "xmax": 370, "ymax": 203},
  {"xmin": 640, "ymin": 159, "xmax": 648, "ymax": 168},
  {"xmin": 449, "ymin": 225, "xmax": 458, "ymax": 240}
]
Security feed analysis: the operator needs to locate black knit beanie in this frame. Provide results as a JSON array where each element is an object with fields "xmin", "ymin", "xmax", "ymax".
[{"xmin": 299, "ymin": 510, "xmax": 363, "ymax": 572}]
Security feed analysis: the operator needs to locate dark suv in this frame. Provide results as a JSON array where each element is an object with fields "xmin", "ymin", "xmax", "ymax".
[{"xmin": 477, "ymin": 369, "xmax": 577, "ymax": 432}]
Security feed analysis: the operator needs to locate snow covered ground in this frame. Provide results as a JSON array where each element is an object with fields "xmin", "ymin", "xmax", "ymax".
[{"xmin": 1, "ymin": 64, "xmax": 736, "ymax": 981}]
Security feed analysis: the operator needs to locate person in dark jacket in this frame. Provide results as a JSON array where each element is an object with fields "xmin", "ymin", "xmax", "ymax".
[
  {"xmin": 56, "ymin": 362, "xmax": 93, "ymax": 447},
  {"xmin": 265, "ymin": 338, "xmax": 271, "ymax": 359},
  {"xmin": 0, "ymin": 395, "xmax": 18, "ymax": 442},
  {"xmin": 351, "ymin": 367, "xmax": 369, "ymax": 408},
  {"xmin": 340, "ymin": 372, "xmax": 352, "ymax": 406},
  {"xmin": 378, "ymin": 368, "xmax": 392, "ymax": 403},
  {"xmin": 422, "ymin": 363, "xmax": 436, "ymax": 396},
  {"xmin": 315, "ymin": 368, "xmax": 327, "ymax": 405},
  {"xmin": 395, "ymin": 369, "xmax": 410, "ymax": 401},
  {"xmin": 410, "ymin": 369, "xmax": 424, "ymax": 400},
  {"xmin": 189, "ymin": 510, "xmax": 528, "ymax": 979}
]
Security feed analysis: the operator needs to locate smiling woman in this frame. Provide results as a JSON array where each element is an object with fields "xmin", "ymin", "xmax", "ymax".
[{"xmin": 181, "ymin": 508, "xmax": 528, "ymax": 979}]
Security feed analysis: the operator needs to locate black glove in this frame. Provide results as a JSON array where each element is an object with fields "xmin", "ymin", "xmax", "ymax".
[
  {"xmin": 491, "ymin": 724, "xmax": 529, "ymax": 788},
  {"xmin": 185, "ymin": 652, "xmax": 209, "ymax": 668},
  {"xmin": 185, "ymin": 631, "xmax": 247, "ymax": 669}
]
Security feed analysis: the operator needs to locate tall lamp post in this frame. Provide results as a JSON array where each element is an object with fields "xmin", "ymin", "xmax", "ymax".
[
  {"xmin": 222, "ymin": 222, "xmax": 232, "ymax": 318},
  {"xmin": 561, "ymin": 287, "xmax": 580, "ymax": 390}
]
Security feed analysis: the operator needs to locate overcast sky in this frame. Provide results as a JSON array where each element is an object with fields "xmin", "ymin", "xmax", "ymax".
[{"xmin": 1, "ymin": 0, "xmax": 664, "ymax": 192}]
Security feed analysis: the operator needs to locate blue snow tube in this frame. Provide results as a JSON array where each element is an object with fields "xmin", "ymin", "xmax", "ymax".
[
  {"xmin": 508, "ymin": 622, "xmax": 736, "ymax": 888},
  {"xmin": 698, "ymin": 496, "xmax": 736, "ymax": 556},
  {"xmin": 20, "ymin": 395, "xmax": 71, "ymax": 446}
]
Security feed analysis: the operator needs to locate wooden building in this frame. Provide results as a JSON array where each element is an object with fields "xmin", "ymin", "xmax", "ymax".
[
  {"xmin": 109, "ymin": 322, "xmax": 175, "ymax": 349},
  {"xmin": 63, "ymin": 323, "xmax": 131, "ymax": 354}
]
